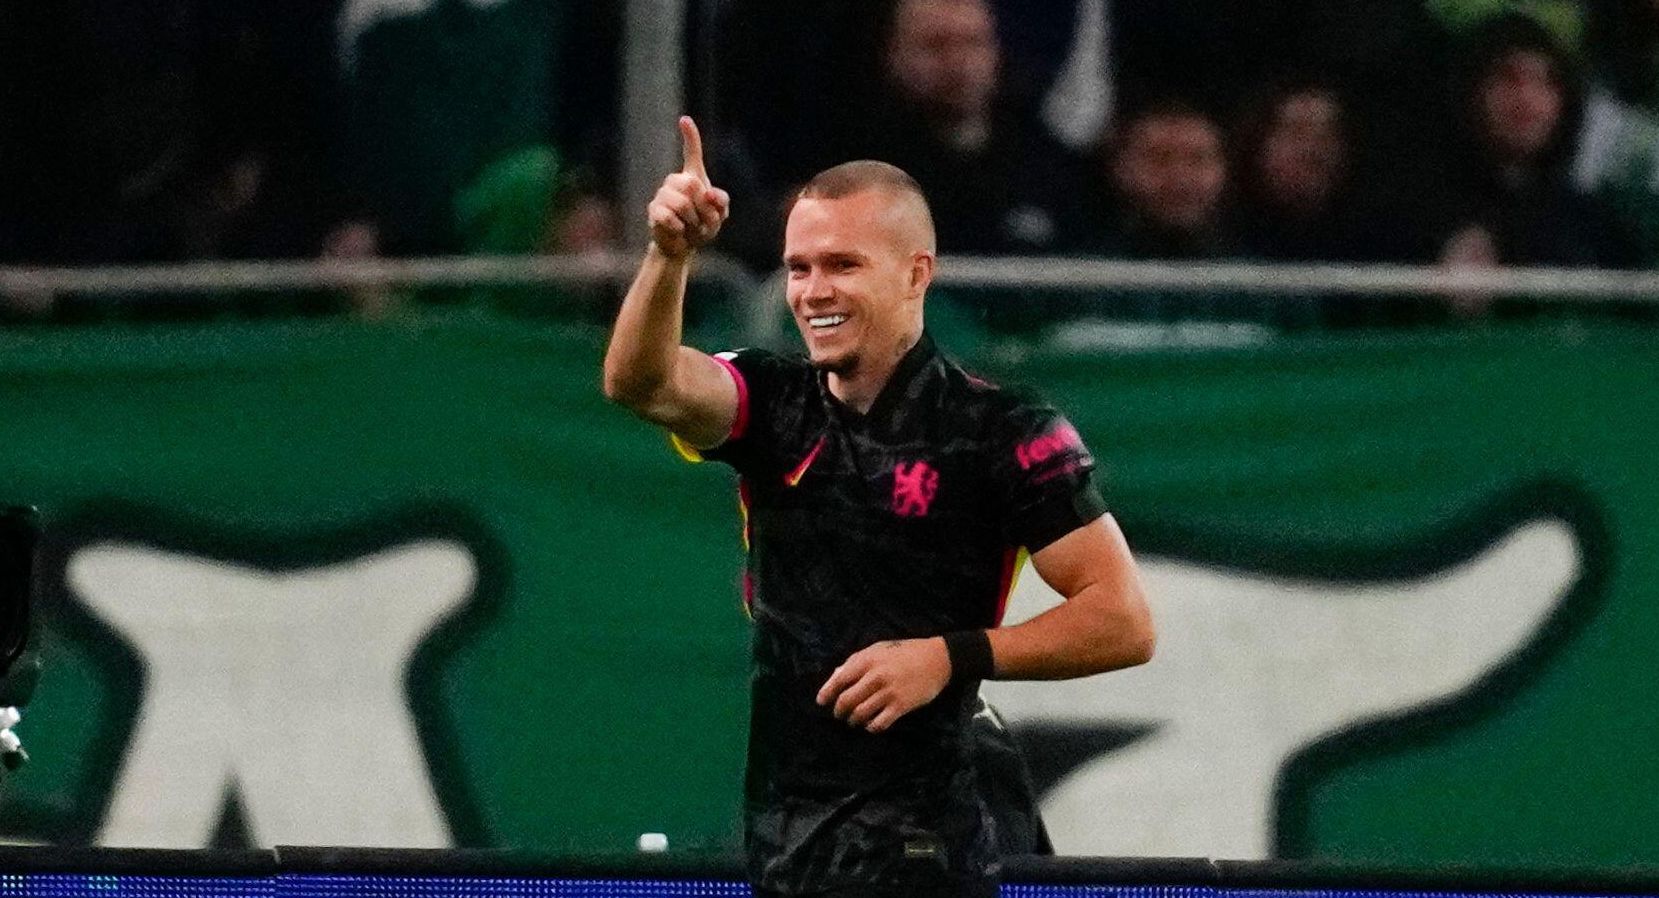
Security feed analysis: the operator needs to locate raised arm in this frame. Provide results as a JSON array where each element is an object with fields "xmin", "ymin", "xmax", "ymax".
[{"xmin": 601, "ymin": 116, "xmax": 740, "ymax": 450}]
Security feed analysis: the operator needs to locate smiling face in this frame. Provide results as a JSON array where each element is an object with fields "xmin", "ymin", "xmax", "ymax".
[{"xmin": 782, "ymin": 188, "xmax": 933, "ymax": 378}]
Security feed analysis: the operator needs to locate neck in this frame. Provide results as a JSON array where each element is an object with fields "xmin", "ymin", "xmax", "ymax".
[{"xmin": 827, "ymin": 329, "xmax": 922, "ymax": 414}]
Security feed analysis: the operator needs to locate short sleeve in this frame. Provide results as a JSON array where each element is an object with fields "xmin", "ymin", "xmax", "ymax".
[
  {"xmin": 670, "ymin": 348, "xmax": 799, "ymax": 476},
  {"xmin": 993, "ymin": 404, "xmax": 1108, "ymax": 553}
]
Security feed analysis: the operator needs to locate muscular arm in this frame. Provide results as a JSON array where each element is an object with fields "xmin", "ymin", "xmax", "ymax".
[
  {"xmin": 602, "ymin": 250, "xmax": 739, "ymax": 448},
  {"xmin": 987, "ymin": 514, "xmax": 1154, "ymax": 679},
  {"xmin": 819, "ymin": 514, "xmax": 1154, "ymax": 732},
  {"xmin": 600, "ymin": 116, "xmax": 738, "ymax": 450}
]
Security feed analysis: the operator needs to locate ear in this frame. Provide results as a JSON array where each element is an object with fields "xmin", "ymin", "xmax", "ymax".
[{"xmin": 908, "ymin": 251, "xmax": 936, "ymax": 301}]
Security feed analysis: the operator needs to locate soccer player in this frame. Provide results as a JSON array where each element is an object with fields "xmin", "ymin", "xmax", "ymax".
[{"xmin": 603, "ymin": 117, "xmax": 1154, "ymax": 898}]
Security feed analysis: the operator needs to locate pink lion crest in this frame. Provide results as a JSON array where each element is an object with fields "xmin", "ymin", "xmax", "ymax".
[{"xmin": 891, "ymin": 461, "xmax": 940, "ymax": 517}]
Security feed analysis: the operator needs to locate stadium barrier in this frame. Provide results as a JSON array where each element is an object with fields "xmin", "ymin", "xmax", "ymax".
[
  {"xmin": 6, "ymin": 253, "xmax": 1654, "ymax": 348},
  {"xmin": 8, "ymin": 254, "xmax": 1659, "ymax": 300}
]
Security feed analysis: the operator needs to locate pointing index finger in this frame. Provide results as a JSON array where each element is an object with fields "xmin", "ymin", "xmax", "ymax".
[{"xmin": 679, "ymin": 115, "xmax": 709, "ymax": 184}]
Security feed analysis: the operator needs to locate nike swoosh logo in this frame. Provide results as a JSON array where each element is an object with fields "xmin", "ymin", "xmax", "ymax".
[{"xmin": 784, "ymin": 436, "xmax": 827, "ymax": 487}]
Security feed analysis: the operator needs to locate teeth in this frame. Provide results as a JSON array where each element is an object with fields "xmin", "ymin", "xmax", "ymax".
[{"xmin": 808, "ymin": 315, "xmax": 848, "ymax": 328}]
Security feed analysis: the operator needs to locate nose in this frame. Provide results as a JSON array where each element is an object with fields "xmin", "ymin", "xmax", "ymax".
[{"xmin": 799, "ymin": 269, "xmax": 834, "ymax": 306}]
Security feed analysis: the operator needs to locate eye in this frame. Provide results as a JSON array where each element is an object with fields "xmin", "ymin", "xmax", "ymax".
[
  {"xmin": 832, "ymin": 258, "xmax": 859, "ymax": 273},
  {"xmin": 786, "ymin": 261, "xmax": 809, "ymax": 278}
]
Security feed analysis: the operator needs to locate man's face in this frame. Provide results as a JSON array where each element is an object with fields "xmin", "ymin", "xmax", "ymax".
[
  {"xmin": 1258, "ymin": 92, "xmax": 1346, "ymax": 213},
  {"xmin": 1113, "ymin": 114, "xmax": 1227, "ymax": 234},
  {"xmin": 783, "ymin": 192, "xmax": 926, "ymax": 375},
  {"xmin": 1480, "ymin": 49, "xmax": 1563, "ymax": 164},
  {"xmin": 886, "ymin": 0, "xmax": 1000, "ymax": 122}
]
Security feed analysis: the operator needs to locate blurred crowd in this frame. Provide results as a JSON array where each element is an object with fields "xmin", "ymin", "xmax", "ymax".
[
  {"xmin": 8, "ymin": 0, "xmax": 1659, "ymax": 323},
  {"xmin": 715, "ymin": 0, "xmax": 1659, "ymax": 275}
]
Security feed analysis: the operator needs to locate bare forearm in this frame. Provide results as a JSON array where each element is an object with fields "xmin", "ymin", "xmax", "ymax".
[
  {"xmin": 822, "ymin": 517, "xmax": 1154, "ymax": 733},
  {"xmin": 600, "ymin": 119, "xmax": 736, "ymax": 447},
  {"xmin": 602, "ymin": 245, "xmax": 692, "ymax": 407},
  {"xmin": 986, "ymin": 579, "xmax": 1154, "ymax": 680}
]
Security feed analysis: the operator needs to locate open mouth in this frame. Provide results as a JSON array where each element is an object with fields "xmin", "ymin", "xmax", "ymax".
[{"xmin": 807, "ymin": 314, "xmax": 848, "ymax": 330}]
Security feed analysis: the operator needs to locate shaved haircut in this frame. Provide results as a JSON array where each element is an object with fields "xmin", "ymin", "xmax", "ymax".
[{"xmin": 796, "ymin": 160, "xmax": 938, "ymax": 253}]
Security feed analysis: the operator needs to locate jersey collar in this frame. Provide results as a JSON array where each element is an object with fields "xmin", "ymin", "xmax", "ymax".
[{"xmin": 823, "ymin": 331, "xmax": 941, "ymax": 434}]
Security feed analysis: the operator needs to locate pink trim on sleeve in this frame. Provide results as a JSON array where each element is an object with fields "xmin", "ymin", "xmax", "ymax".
[{"xmin": 712, "ymin": 355, "xmax": 751, "ymax": 442}]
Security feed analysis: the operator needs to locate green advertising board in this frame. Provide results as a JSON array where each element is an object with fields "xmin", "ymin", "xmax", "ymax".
[{"xmin": 0, "ymin": 310, "xmax": 1652, "ymax": 868}]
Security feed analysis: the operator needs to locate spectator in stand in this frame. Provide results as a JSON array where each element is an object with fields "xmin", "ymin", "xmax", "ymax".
[
  {"xmin": 1233, "ymin": 78, "xmax": 1365, "ymax": 262},
  {"xmin": 1030, "ymin": 99, "xmax": 1312, "ymax": 334},
  {"xmin": 1231, "ymin": 76, "xmax": 1429, "ymax": 266},
  {"xmin": 706, "ymin": 0, "xmax": 1288, "ymax": 260},
  {"xmin": 852, "ymin": 0, "xmax": 1093, "ymax": 256},
  {"xmin": 338, "ymin": 0, "xmax": 634, "ymax": 319},
  {"xmin": 1091, "ymin": 99, "xmax": 1235, "ymax": 260},
  {"xmin": 341, "ymin": 0, "xmax": 563, "ymax": 257},
  {"xmin": 1426, "ymin": 13, "xmax": 1636, "ymax": 268},
  {"xmin": 1234, "ymin": 77, "xmax": 1463, "ymax": 326},
  {"xmin": 1424, "ymin": 2, "xmax": 1659, "ymax": 268}
]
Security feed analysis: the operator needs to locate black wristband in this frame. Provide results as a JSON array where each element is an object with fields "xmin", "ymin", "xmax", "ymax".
[{"xmin": 943, "ymin": 630, "xmax": 996, "ymax": 684}]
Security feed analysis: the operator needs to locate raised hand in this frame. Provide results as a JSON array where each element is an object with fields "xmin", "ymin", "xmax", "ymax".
[{"xmin": 648, "ymin": 116, "xmax": 731, "ymax": 258}]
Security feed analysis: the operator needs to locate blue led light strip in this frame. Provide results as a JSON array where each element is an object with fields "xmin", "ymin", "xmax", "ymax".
[
  {"xmin": 0, "ymin": 874, "xmax": 1639, "ymax": 898},
  {"xmin": 0, "ymin": 874, "xmax": 274, "ymax": 898}
]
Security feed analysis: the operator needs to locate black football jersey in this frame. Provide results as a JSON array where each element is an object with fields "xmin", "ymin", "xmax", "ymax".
[{"xmin": 677, "ymin": 333, "xmax": 1105, "ymax": 894}]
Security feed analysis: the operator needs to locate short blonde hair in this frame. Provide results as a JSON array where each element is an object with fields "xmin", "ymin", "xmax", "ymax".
[{"xmin": 795, "ymin": 160, "xmax": 937, "ymax": 252}]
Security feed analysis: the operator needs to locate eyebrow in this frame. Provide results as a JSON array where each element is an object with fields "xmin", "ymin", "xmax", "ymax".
[{"xmin": 782, "ymin": 250, "xmax": 872, "ymax": 266}]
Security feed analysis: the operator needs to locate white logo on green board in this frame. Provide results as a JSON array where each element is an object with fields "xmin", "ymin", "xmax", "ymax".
[
  {"xmin": 68, "ymin": 540, "xmax": 476, "ymax": 848},
  {"xmin": 36, "ymin": 499, "xmax": 1595, "ymax": 858},
  {"xmin": 984, "ymin": 518, "xmax": 1582, "ymax": 859}
]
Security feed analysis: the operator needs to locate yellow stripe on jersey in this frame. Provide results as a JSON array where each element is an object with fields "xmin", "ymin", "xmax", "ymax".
[{"xmin": 670, "ymin": 432, "xmax": 705, "ymax": 463}]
